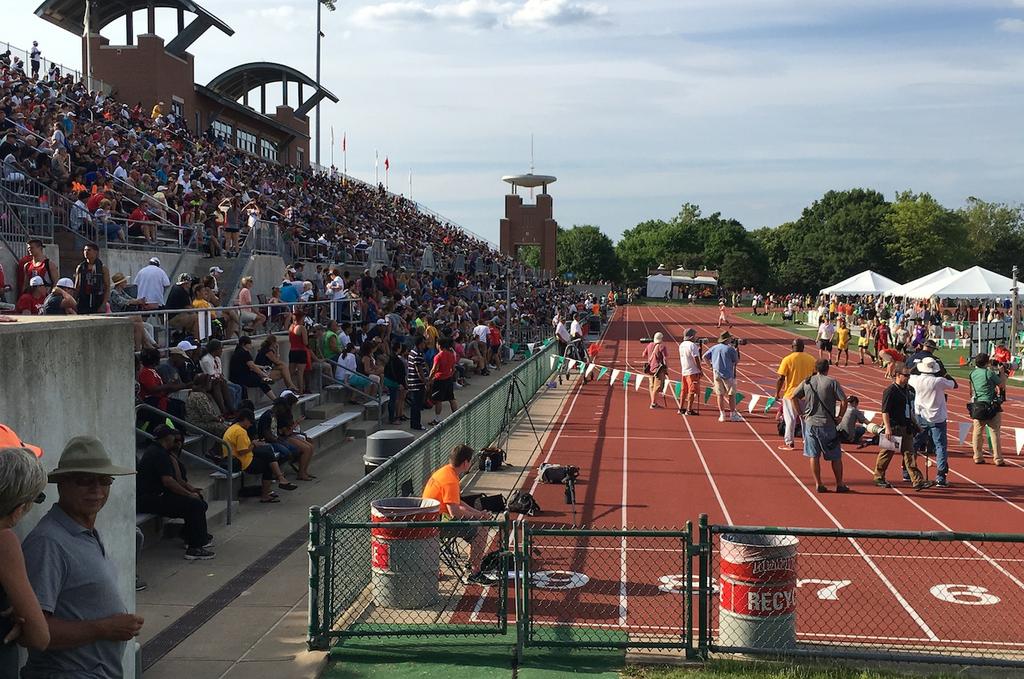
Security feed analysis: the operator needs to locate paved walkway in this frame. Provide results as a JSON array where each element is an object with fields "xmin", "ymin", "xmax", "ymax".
[{"xmin": 137, "ymin": 364, "xmax": 566, "ymax": 678}]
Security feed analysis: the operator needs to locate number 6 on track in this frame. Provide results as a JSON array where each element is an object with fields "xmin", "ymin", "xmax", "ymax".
[
  {"xmin": 797, "ymin": 579, "xmax": 852, "ymax": 601},
  {"xmin": 929, "ymin": 584, "xmax": 1000, "ymax": 606}
]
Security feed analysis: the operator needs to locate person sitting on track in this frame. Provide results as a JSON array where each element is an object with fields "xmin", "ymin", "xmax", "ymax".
[{"xmin": 422, "ymin": 444, "xmax": 493, "ymax": 584}]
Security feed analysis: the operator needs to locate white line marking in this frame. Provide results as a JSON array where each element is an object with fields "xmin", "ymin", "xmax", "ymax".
[
  {"xmin": 619, "ymin": 306, "xmax": 629, "ymax": 627},
  {"xmin": 683, "ymin": 414, "xmax": 733, "ymax": 525}
]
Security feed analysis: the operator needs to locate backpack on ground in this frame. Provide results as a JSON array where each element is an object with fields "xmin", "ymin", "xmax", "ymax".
[
  {"xmin": 463, "ymin": 493, "xmax": 507, "ymax": 513},
  {"xmin": 507, "ymin": 490, "xmax": 540, "ymax": 516},
  {"xmin": 477, "ymin": 447, "xmax": 506, "ymax": 471}
]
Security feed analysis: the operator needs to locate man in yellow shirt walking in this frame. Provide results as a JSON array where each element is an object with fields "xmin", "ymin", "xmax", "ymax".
[{"xmin": 775, "ymin": 339, "xmax": 817, "ymax": 451}]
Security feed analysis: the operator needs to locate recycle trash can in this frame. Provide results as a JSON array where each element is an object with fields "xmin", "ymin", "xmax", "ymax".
[
  {"xmin": 718, "ymin": 532, "xmax": 798, "ymax": 649},
  {"xmin": 370, "ymin": 497, "xmax": 441, "ymax": 609},
  {"xmin": 364, "ymin": 430, "xmax": 415, "ymax": 475}
]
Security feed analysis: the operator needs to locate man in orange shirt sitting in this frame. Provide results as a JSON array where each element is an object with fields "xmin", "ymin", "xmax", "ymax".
[{"xmin": 422, "ymin": 444, "xmax": 492, "ymax": 583}]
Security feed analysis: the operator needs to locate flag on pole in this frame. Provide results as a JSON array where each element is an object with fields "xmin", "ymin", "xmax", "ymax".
[
  {"xmin": 384, "ymin": 156, "xmax": 390, "ymax": 171},
  {"xmin": 342, "ymin": 132, "xmax": 346, "ymax": 152}
]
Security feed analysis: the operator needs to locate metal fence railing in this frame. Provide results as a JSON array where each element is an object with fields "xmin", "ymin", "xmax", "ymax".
[{"xmin": 308, "ymin": 338, "xmax": 557, "ymax": 650}]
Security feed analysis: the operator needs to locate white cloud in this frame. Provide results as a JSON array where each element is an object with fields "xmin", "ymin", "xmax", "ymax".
[
  {"xmin": 351, "ymin": 0, "xmax": 606, "ymax": 30},
  {"xmin": 996, "ymin": 17, "xmax": 1024, "ymax": 32}
]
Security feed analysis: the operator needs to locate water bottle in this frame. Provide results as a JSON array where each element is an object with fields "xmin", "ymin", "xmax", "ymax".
[{"xmin": 484, "ymin": 456, "xmax": 493, "ymax": 472}]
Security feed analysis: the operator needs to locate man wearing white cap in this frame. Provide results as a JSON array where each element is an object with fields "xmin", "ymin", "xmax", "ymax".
[
  {"xmin": 15, "ymin": 275, "xmax": 48, "ymax": 315},
  {"xmin": 41, "ymin": 278, "xmax": 77, "ymax": 315},
  {"xmin": 641, "ymin": 332, "xmax": 670, "ymax": 409},
  {"xmin": 134, "ymin": 256, "xmax": 170, "ymax": 308},
  {"xmin": 909, "ymin": 356, "xmax": 957, "ymax": 487}
]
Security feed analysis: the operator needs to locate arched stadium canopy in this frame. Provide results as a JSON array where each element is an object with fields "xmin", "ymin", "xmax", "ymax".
[
  {"xmin": 886, "ymin": 267, "xmax": 959, "ymax": 297},
  {"xmin": 820, "ymin": 270, "xmax": 900, "ymax": 296},
  {"xmin": 207, "ymin": 63, "xmax": 339, "ymax": 117},
  {"xmin": 906, "ymin": 266, "xmax": 1016, "ymax": 300},
  {"xmin": 36, "ymin": 0, "xmax": 233, "ymax": 56}
]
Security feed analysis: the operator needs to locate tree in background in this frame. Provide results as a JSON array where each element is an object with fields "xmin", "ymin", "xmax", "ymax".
[
  {"xmin": 884, "ymin": 191, "xmax": 969, "ymax": 280},
  {"xmin": 959, "ymin": 198, "xmax": 1024, "ymax": 276},
  {"xmin": 556, "ymin": 225, "xmax": 619, "ymax": 282},
  {"xmin": 516, "ymin": 244, "xmax": 541, "ymax": 270}
]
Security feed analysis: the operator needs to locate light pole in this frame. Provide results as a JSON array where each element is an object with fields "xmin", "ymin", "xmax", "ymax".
[
  {"xmin": 315, "ymin": 1, "xmax": 337, "ymax": 168},
  {"xmin": 1012, "ymin": 265, "xmax": 1019, "ymax": 357}
]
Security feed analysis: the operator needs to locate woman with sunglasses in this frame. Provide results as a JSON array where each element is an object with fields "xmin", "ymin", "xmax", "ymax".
[{"xmin": 0, "ymin": 441, "xmax": 51, "ymax": 675}]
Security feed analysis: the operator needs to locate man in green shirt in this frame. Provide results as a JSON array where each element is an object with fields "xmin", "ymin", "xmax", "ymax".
[
  {"xmin": 322, "ymin": 320, "xmax": 341, "ymax": 363},
  {"xmin": 969, "ymin": 353, "xmax": 1007, "ymax": 465}
]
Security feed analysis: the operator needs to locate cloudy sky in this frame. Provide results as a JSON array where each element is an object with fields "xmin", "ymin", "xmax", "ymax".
[{"xmin": 8, "ymin": 0, "xmax": 1024, "ymax": 244}]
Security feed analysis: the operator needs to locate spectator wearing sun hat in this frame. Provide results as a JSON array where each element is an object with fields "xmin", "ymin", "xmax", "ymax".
[
  {"xmin": 20, "ymin": 436, "xmax": 143, "ymax": 679},
  {"xmin": 40, "ymin": 277, "xmax": 77, "ymax": 315},
  {"xmin": 641, "ymin": 332, "xmax": 670, "ymax": 409},
  {"xmin": 909, "ymin": 356, "xmax": 957, "ymax": 487},
  {"xmin": 702, "ymin": 331, "xmax": 741, "ymax": 423}
]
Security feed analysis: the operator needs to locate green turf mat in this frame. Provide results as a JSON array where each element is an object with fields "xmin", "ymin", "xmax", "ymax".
[{"xmin": 326, "ymin": 630, "xmax": 516, "ymax": 678}]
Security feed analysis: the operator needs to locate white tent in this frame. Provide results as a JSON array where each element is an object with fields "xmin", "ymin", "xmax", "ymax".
[
  {"xmin": 909, "ymin": 266, "xmax": 1016, "ymax": 300},
  {"xmin": 646, "ymin": 274, "xmax": 673, "ymax": 298},
  {"xmin": 886, "ymin": 267, "xmax": 959, "ymax": 297},
  {"xmin": 820, "ymin": 270, "xmax": 900, "ymax": 296}
]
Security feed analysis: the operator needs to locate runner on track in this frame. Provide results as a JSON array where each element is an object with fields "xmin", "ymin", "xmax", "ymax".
[{"xmin": 716, "ymin": 298, "xmax": 730, "ymax": 328}]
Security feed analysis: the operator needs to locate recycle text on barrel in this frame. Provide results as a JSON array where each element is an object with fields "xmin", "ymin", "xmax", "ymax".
[{"xmin": 718, "ymin": 533, "xmax": 799, "ymax": 649}]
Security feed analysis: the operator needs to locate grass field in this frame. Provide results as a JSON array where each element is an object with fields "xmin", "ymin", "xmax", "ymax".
[
  {"xmin": 736, "ymin": 312, "xmax": 975, "ymax": 380},
  {"xmin": 624, "ymin": 660, "xmax": 956, "ymax": 679}
]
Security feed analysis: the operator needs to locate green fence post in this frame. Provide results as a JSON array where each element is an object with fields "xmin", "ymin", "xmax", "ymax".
[
  {"xmin": 307, "ymin": 506, "xmax": 324, "ymax": 650},
  {"xmin": 697, "ymin": 513, "xmax": 709, "ymax": 661},
  {"xmin": 523, "ymin": 524, "xmax": 532, "ymax": 645},
  {"xmin": 684, "ymin": 520, "xmax": 695, "ymax": 659}
]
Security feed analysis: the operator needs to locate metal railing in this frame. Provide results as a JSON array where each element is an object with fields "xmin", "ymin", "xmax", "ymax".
[
  {"xmin": 308, "ymin": 338, "xmax": 557, "ymax": 650},
  {"xmin": 0, "ymin": 40, "xmax": 112, "ymax": 93},
  {"xmin": 135, "ymin": 403, "xmax": 236, "ymax": 525},
  {"xmin": 321, "ymin": 356, "xmax": 386, "ymax": 427}
]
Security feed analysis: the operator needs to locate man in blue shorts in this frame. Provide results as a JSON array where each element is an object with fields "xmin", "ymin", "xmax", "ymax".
[{"xmin": 793, "ymin": 359, "xmax": 850, "ymax": 493}]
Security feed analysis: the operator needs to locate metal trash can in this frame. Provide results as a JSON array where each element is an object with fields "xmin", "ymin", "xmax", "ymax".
[
  {"xmin": 364, "ymin": 430, "xmax": 415, "ymax": 475},
  {"xmin": 370, "ymin": 497, "xmax": 441, "ymax": 609},
  {"xmin": 718, "ymin": 533, "xmax": 798, "ymax": 649},
  {"xmin": 588, "ymin": 314, "xmax": 601, "ymax": 334}
]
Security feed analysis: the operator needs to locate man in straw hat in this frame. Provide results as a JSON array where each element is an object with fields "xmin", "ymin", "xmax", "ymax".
[
  {"xmin": 641, "ymin": 331, "xmax": 670, "ymax": 408},
  {"xmin": 20, "ymin": 436, "xmax": 144, "ymax": 678}
]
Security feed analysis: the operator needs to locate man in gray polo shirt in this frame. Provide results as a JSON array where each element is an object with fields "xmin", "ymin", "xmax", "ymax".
[{"xmin": 21, "ymin": 436, "xmax": 143, "ymax": 679}]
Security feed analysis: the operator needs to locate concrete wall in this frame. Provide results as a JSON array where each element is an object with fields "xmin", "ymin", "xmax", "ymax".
[{"xmin": 0, "ymin": 315, "xmax": 137, "ymax": 678}]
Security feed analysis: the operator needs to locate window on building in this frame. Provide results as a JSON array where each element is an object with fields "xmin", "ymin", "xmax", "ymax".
[
  {"xmin": 297, "ymin": 147, "xmax": 304, "ymax": 167},
  {"xmin": 211, "ymin": 120, "xmax": 233, "ymax": 143},
  {"xmin": 236, "ymin": 129, "xmax": 257, "ymax": 155},
  {"xmin": 260, "ymin": 139, "xmax": 278, "ymax": 162},
  {"xmin": 170, "ymin": 100, "xmax": 183, "ymax": 119}
]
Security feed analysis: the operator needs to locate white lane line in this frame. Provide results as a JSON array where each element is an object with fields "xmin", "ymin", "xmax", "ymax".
[
  {"xmin": 619, "ymin": 305, "xmax": 629, "ymax": 626},
  {"xmin": 647, "ymin": 305, "xmax": 940, "ymax": 642},
  {"xmin": 682, "ymin": 414, "xmax": 734, "ymax": 525}
]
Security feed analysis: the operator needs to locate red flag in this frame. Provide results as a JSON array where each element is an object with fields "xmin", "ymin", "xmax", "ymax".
[
  {"xmin": 384, "ymin": 156, "xmax": 390, "ymax": 171},
  {"xmin": 342, "ymin": 133, "xmax": 346, "ymax": 152}
]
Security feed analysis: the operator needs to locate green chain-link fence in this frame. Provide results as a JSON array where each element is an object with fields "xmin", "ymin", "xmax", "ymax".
[{"xmin": 308, "ymin": 340, "xmax": 557, "ymax": 650}]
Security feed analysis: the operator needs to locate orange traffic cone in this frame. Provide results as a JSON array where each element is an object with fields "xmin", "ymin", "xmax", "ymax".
[{"xmin": 959, "ymin": 355, "xmax": 967, "ymax": 367}]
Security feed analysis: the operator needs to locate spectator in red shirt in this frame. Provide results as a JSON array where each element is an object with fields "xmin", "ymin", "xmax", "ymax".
[
  {"xmin": 487, "ymin": 320, "xmax": 503, "ymax": 370},
  {"xmin": 15, "ymin": 276, "xmax": 47, "ymax": 315},
  {"xmin": 138, "ymin": 348, "xmax": 185, "ymax": 420},
  {"xmin": 993, "ymin": 341, "xmax": 1012, "ymax": 366},
  {"xmin": 427, "ymin": 337, "xmax": 459, "ymax": 426},
  {"xmin": 20, "ymin": 239, "xmax": 57, "ymax": 292}
]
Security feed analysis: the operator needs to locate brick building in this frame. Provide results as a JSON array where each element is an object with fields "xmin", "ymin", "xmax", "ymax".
[{"xmin": 35, "ymin": 0, "xmax": 337, "ymax": 167}]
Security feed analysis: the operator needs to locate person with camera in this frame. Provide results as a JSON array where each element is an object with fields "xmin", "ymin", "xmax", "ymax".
[
  {"xmin": 641, "ymin": 332, "xmax": 670, "ymax": 409},
  {"xmin": 792, "ymin": 359, "xmax": 849, "ymax": 493},
  {"xmin": 969, "ymin": 353, "xmax": 1007, "ymax": 466},
  {"xmin": 422, "ymin": 445, "xmax": 493, "ymax": 584},
  {"xmin": 873, "ymin": 367, "xmax": 932, "ymax": 490},
  {"xmin": 908, "ymin": 357, "xmax": 956, "ymax": 487}
]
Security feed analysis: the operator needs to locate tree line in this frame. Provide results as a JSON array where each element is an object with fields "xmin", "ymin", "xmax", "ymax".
[{"xmin": 531, "ymin": 190, "xmax": 1024, "ymax": 292}]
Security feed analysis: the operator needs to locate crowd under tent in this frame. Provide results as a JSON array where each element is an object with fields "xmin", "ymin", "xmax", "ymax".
[{"xmin": 820, "ymin": 270, "xmax": 901, "ymax": 296}]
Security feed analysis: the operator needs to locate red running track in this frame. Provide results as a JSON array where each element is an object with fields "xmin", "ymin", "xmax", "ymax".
[{"xmin": 464, "ymin": 305, "xmax": 1024, "ymax": 656}]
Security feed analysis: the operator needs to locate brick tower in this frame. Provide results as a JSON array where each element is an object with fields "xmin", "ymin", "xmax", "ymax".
[{"xmin": 499, "ymin": 173, "xmax": 558, "ymax": 274}]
